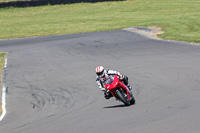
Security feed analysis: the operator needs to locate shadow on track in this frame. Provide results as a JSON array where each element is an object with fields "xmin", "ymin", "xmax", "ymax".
[{"xmin": 104, "ymin": 104, "xmax": 134, "ymax": 109}]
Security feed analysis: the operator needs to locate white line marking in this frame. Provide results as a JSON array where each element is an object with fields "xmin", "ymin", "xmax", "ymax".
[{"xmin": 0, "ymin": 56, "xmax": 7, "ymax": 121}]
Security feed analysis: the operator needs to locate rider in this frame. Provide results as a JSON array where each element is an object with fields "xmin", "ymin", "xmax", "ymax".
[{"xmin": 95, "ymin": 66, "xmax": 132, "ymax": 99}]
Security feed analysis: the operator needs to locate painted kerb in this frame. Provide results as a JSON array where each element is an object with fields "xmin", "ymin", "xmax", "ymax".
[{"xmin": 0, "ymin": 56, "xmax": 7, "ymax": 121}]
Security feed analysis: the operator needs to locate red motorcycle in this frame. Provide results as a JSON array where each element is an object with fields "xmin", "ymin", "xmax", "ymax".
[{"xmin": 104, "ymin": 75, "xmax": 135, "ymax": 106}]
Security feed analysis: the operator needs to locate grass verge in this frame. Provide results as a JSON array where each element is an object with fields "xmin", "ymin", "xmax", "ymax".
[
  {"xmin": 0, "ymin": 0, "xmax": 199, "ymax": 43},
  {"xmin": 0, "ymin": 0, "xmax": 24, "ymax": 2},
  {"xmin": 0, "ymin": 0, "xmax": 26, "ymax": 3},
  {"xmin": 0, "ymin": 52, "xmax": 6, "ymax": 115}
]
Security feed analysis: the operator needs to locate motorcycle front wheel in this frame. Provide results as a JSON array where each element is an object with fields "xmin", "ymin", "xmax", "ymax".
[{"xmin": 116, "ymin": 89, "xmax": 131, "ymax": 106}]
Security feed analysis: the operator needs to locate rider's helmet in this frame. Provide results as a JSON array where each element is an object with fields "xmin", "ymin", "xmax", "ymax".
[{"xmin": 95, "ymin": 66, "xmax": 105, "ymax": 78}]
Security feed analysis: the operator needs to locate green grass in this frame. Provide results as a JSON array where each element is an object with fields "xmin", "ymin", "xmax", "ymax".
[
  {"xmin": 0, "ymin": 0, "xmax": 199, "ymax": 43},
  {"xmin": 0, "ymin": 52, "xmax": 6, "ymax": 115},
  {"xmin": 0, "ymin": 0, "xmax": 26, "ymax": 2}
]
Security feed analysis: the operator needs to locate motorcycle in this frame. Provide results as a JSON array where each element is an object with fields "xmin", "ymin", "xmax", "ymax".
[{"xmin": 104, "ymin": 75, "xmax": 135, "ymax": 106}]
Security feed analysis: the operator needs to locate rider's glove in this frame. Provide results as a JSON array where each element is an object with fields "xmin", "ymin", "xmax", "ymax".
[{"xmin": 118, "ymin": 74, "xmax": 124, "ymax": 80}]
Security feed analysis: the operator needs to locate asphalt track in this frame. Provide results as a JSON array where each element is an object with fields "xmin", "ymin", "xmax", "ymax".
[{"xmin": 0, "ymin": 30, "xmax": 200, "ymax": 133}]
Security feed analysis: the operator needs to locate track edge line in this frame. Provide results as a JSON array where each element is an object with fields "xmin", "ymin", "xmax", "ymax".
[{"xmin": 0, "ymin": 56, "xmax": 7, "ymax": 121}]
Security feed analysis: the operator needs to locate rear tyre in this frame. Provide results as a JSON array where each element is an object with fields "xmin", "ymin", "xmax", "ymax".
[
  {"xmin": 130, "ymin": 94, "xmax": 135, "ymax": 105},
  {"xmin": 116, "ymin": 89, "xmax": 131, "ymax": 106}
]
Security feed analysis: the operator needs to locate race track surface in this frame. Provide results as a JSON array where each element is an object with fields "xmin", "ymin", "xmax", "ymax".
[{"xmin": 0, "ymin": 30, "xmax": 200, "ymax": 133}]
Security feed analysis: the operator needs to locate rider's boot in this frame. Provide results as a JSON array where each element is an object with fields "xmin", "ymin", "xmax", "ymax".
[{"xmin": 104, "ymin": 90, "xmax": 113, "ymax": 99}]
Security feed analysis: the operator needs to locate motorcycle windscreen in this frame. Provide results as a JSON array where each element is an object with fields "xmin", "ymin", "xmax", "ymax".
[{"xmin": 104, "ymin": 75, "xmax": 114, "ymax": 84}]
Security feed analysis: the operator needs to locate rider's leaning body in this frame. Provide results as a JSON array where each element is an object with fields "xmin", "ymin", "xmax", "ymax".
[{"xmin": 95, "ymin": 66, "xmax": 132, "ymax": 99}]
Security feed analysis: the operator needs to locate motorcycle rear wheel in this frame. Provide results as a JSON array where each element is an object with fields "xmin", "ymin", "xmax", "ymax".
[{"xmin": 130, "ymin": 94, "xmax": 135, "ymax": 105}]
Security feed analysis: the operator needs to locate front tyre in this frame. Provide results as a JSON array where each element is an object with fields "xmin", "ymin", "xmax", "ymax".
[{"xmin": 116, "ymin": 89, "xmax": 131, "ymax": 106}]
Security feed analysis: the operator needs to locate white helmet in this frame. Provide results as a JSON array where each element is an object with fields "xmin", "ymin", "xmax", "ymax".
[{"xmin": 95, "ymin": 66, "xmax": 105, "ymax": 78}]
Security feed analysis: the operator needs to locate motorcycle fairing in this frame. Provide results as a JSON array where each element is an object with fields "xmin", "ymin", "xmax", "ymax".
[{"xmin": 105, "ymin": 75, "xmax": 130, "ymax": 100}]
